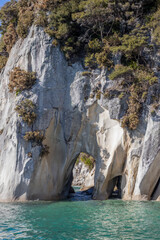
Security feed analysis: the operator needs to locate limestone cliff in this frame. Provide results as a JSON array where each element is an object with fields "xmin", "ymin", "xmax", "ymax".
[{"xmin": 0, "ymin": 26, "xmax": 159, "ymax": 201}]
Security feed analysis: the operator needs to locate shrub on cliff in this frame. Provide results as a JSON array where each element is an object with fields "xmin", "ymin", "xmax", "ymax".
[
  {"xmin": 24, "ymin": 131, "xmax": 49, "ymax": 157},
  {"xmin": 109, "ymin": 65, "xmax": 158, "ymax": 129},
  {"xmin": 72, "ymin": 0, "xmax": 115, "ymax": 40},
  {"xmin": 0, "ymin": 38, "xmax": 8, "ymax": 72},
  {"xmin": 16, "ymin": 0, "xmax": 36, "ymax": 39},
  {"xmin": 121, "ymin": 88, "xmax": 141, "ymax": 130},
  {"xmin": 3, "ymin": 23, "xmax": 18, "ymax": 52},
  {"xmin": 24, "ymin": 131, "xmax": 44, "ymax": 144},
  {"xmin": 15, "ymin": 99, "xmax": 37, "ymax": 125},
  {"xmin": 0, "ymin": 0, "xmax": 159, "ymax": 62},
  {"xmin": 0, "ymin": 0, "xmax": 160, "ymax": 131},
  {"xmin": 76, "ymin": 153, "xmax": 95, "ymax": 171},
  {"xmin": 34, "ymin": 10, "xmax": 48, "ymax": 27},
  {"xmin": 109, "ymin": 65, "xmax": 133, "ymax": 81},
  {"xmin": 0, "ymin": 0, "xmax": 18, "ymax": 35},
  {"xmin": 148, "ymin": 7, "xmax": 160, "ymax": 45},
  {"xmin": 17, "ymin": 4, "xmax": 34, "ymax": 39},
  {"xmin": 9, "ymin": 67, "xmax": 36, "ymax": 93},
  {"xmin": 0, "ymin": 55, "xmax": 8, "ymax": 72}
]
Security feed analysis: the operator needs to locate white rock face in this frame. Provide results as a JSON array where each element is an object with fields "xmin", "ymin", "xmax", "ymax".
[
  {"xmin": 0, "ymin": 26, "xmax": 159, "ymax": 201},
  {"xmin": 72, "ymin": 160, "xmax": 95, "ymax": 189}
]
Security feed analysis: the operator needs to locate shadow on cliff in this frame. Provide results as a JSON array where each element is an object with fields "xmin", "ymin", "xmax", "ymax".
[{"xmin": 24, "ymin": 41, "xmax": 105, "ymax": 201}]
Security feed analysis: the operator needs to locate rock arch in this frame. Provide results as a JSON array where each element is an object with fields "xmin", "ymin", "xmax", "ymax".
[
  {"xmin": 0, "ymin": 26, "xmax": 159, "ymax": 202},
  {"xmin": 26, "ymin": 104, "xmax": 126, "ymax": 201}
]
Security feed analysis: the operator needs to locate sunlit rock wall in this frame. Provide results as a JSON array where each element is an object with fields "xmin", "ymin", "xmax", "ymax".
[{"xmin": 0, "ymin": 26, "xmax": 159, "ymax": 201}]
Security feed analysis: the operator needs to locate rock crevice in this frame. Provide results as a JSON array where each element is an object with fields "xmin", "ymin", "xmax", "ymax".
[{"xmin": 0, "ymin": 26, "xmax": 159, "ymax": 201}]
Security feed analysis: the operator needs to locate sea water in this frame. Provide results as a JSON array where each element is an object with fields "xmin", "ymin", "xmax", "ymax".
[{"xmin": 0, "ymin": 199, "xmax": 160, "ymax": 240}]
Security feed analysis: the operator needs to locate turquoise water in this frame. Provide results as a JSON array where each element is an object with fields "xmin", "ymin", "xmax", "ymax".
[{"xmin": 0, "ymin": 200, "xmax": 160, "ymax": 240}]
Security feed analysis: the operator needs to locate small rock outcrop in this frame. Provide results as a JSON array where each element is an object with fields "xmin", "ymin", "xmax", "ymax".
[
  {"xmin": 0, "ymin": 26, "xmax": 159, "ymax": 201},
  {"xmin": 72, "ymin": 153, "xmax": 95, "ymax": 190}
]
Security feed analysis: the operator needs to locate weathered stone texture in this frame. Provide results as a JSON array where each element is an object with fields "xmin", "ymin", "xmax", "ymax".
[{"xmin": 0, "ymin": 26, "xmax": 159, "ymax": 201}]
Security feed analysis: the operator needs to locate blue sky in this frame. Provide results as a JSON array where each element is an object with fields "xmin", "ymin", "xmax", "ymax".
[{"xmin": 0, "ymin": 0, "xmax": 9, "ymax": 8}]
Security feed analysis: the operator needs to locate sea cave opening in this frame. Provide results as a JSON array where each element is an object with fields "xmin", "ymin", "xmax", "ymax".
[
  {"xmin": 151, "ymin": 177, "xmax": 160, "ymax": 200},
  {"xmin": 69, "ymin": 152, "xmax": 95, "ymax": 200},
  {"xmin": 108, "ymin": 175, "xmax": 123, "ymax": 199}
]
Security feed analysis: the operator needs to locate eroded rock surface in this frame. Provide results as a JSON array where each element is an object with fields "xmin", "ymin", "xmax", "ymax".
[
  {"xmin": 72, "ymin": 156, "xmax": 95, "ymax": 190},
  {"xmin": 0, "ymin": 26, "xmax": 159, "ymax": 201}
]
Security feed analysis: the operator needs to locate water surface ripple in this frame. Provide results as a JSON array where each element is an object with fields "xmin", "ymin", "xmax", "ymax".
[{"xmin": 0, "ymin": 200, "xmax": 160, "ymax": 239}]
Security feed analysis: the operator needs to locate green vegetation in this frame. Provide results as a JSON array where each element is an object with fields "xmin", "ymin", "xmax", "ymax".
[
  {"xmin": 24, "ymin": 130, "xmax": 44, "ymax": 144},
  {"xmin": 0, "ymin": 0, "xmax": 18, "ymax": 71},
  {"xmin": 121, "ymin": 86, "xmax": 142, "ymax": 130},
  {"xmin": 3, "ymin": 23, "xmax": 17, "ymax": 52},
  {"xmin": 17, "ymin": 1, "xmax": 35, "ymax": 39},
  {"xmin": 0, "ymin": 38, "xmax": 8, "ymax": 71},
  {"xmin": 111, "ymin": 31, "xmax": 148, "ymax": 62},
  {"xmin": 0, "ymin": 0, "xmax": 158, "ymax": 62},
  {"xmin": 118, "ymin": 92, "xmax": 125, "ymax": 99},
  {"xmin": 24, "ymin": 130, "xmax": 49, "ymax": 158},
  {"xmin": 0, "ymin": 55, "xmax": 8, "ymax": 72},
  {"xmin": 148, "ymin": 7, "xmax": 160, "ymax": 44},
  {"xmin": 15, "ymin": 99, "xmax": 37, "ymax": 125},
  {"xmin": 109, "ymin": 65, "xmax": 133, "ymax": 81},
  {"xmin": 9, "ymin": 67, "xmax": 36, "ymax": 93},
  {"xmin": 0, "ymin": 0, "xmax": 159, "ymax": 130},
  {"xmin": 0, "ymin": 0, "xmax": 18, "ymax": 35},
  {"xmin": 82, "ymin": 71, "xmax": 92, "ymax": 77},
  {"xmin": 76, "ymin": 153, "xmax": 95, "ymax": 171},
  {"xmin": 0, "ymin": 0, "xmax": 159, "ymax": 64},
  {"xmin": 96, "ymin": 90, "xmax": 101, "ymax": 100},
  {"xmin": 109, "ymin": 65, "xmax": 158, "ymax": 129}
]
